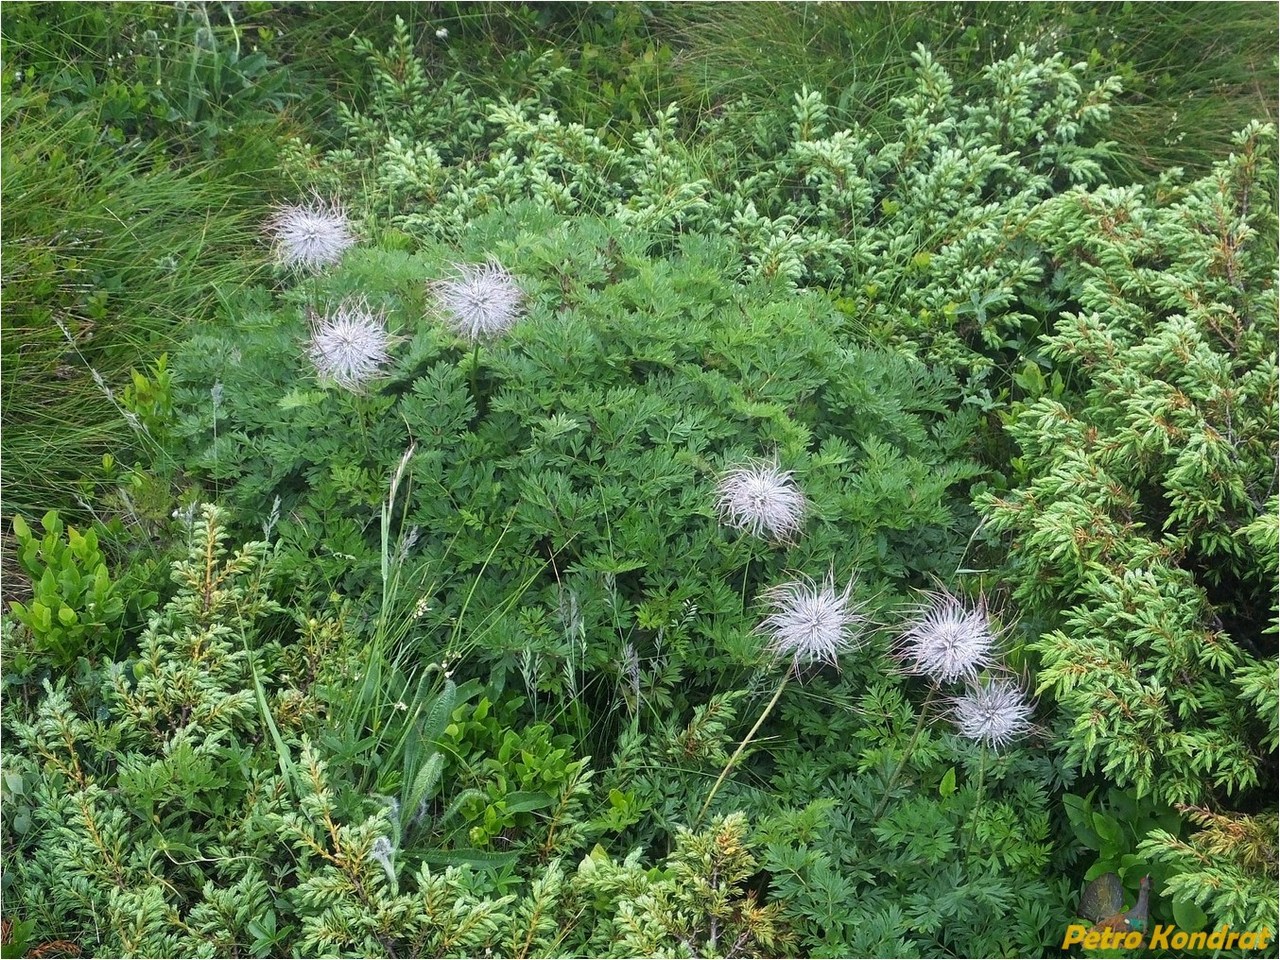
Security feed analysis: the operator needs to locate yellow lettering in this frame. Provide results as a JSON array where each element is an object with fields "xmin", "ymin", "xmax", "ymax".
[
  {"xmin": 1225, "ymin": 930, "xmax": 1240, "ymax": 950},
  {"xmin": 1123, "ymin": 930, "xmax": 1143, "ymax": 949},
  {"xmin": 1239, "ymin": 931, "xmax": 1256, "ymax": 949},
  {"xmin": 1187, "ymin": 931, "xmax": 1207, "ymax": 949},
  {"xmin": 1171, "ymin": 931, "xmax": 1189, "ymax": 949},
  {"xmin": 1083, "ymin": 929, "xmax": 1101, "ymax": 950},
  {"xmin": 1149, "ymin": 924, "xmax": 1173, "ymax": 949},
  {"xmin": 1258, "ymin": 927, "xmax": 1273, "ymax": 950},
  {"xmin": 1062, "ymin": 925, "xmax": 1087, "ymax": 948},
  {"xmin": 1208, "ymin": 925, "xmax": 1228, "ymax": 949}
]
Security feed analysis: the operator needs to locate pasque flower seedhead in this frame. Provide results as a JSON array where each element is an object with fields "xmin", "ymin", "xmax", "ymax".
[
  {"xmin": 759, "ymin": 573, "xmax": 868, "ymax": 670},
  {"xmin": 716, "ymin": 459, "xmax": 808, "ymax": 543},
  {"xmin": 896, "ymin": 590, "xmax": 997, "ymax": 685},
  {"xmin": 433, "ymin": 260, "xmax": 524, "ymax": 342},
  {"xmin": 950, "ymin": 677, "xmax": 1034, "ymax": 749},
  {"xmin": 266, "ymin": 196, "xmax": 357, "ymax": 271},
  {"xmin": 306, "ymin": 299, "xmax": 395, "ymax": 392}
]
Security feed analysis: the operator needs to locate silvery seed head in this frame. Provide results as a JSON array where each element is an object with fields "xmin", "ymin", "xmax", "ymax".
[
  {"xmin": 266, "ymin": 196, "xmax": 356, "ymax": 271},
  {"xmin": 306, "ymin": 299, "xmax": 395, "ymax": 392},
  {"xmin": 433, "ymin": 260, "xmax": 524, "ymax": 342},
  {"xmin": 369, "ymin": 835, "xmax": 396, "ymax": 885},
  {"xmin": 759, "ymin": 574, "xmax": 868, "ymax": 670},
  {"xmin": 716, "ymin": 459, "xmax": 808, "ymax": 543},
  {"xmin": 950, "ymin": 677, "xmax": 1034, "ymax": 750},
  {"xmin": 896, "ymin": 590, "xmax": 997, "ymax": 685}
]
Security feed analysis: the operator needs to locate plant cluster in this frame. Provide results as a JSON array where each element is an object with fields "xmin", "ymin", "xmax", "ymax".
[
  {"xmin": 299, "ymin": 20, "xmax": 1125, "ymax": 394},
  {"xmin": 978, "ymin": 122, "xmax": 1278, "ymax": 809},
  {"xmin": 7, "ymin": 511, "xmax": 127, "ymax": 667},
  {"xmin": 0, "ymin": 508, "xmax": 795, "ymax": 958},
  {"xmin": 3, "ymin": 6, "xmax": 1277, "ymax": 958}
]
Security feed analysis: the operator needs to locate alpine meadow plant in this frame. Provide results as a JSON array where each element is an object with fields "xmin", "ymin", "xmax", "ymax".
[
  {"xmin": 716, "ymin": 458, "xmax": 808, "ymax": 543},
  {"xmin": 96, "ymin": 18, "xmax": 1277, "ymax": 958},
  {"xmin": 896, "ymin": 589, "xmax": 997, "ymax": 686},
  {"xmin": 433, "ymin": 259, "xmax": 525, "ymax": 342},
  {"xmin": 699, "ymin": 571, "xmax": 868, "ymax": 824},
  {"xmin": 950, "ymin": 677, "xmax": 1036, "ymax": 750},
  {"xmin": 11, "ymin": 7, "xmax": 1280, "ymax": 959},
  {"xmin": 306, "ymin": 298, "xmax": 397, "ymax": 392},
  {"xmin": 759, "ymin": 573, "xmax": 867, "ymax": 672},
  {"xmin": 168, "ymin": 210, "xmax": 986, "ymax": 896},
  {"xmin": 267, "ymin": 195, "xmax": 357, "ymax": 272},
  {"xmin": 170, "ymin": 211, "xmax": 981, "ymax": 713}
]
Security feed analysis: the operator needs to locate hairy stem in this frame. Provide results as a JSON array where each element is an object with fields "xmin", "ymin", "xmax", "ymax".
[
  {"xmin": 871, "ymin": 685, "xmax": 937, "ymax": 822},
  {"xmin": 469, "ymin": 340, "xmax": 481, "ymax": 405},
  {"xmin": 965, "ymin": 746, "xmax": 987, "ymax": 855},
  {"xmin": 698, "ymin": 672, "xmax": 790, "ymax": 825}
]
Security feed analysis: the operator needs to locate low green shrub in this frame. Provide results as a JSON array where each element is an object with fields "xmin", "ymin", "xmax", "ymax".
[
  {"xmin": 294, "ymin": 22, "xmax": 1121, "ymax": 398},
  {"xmin": 0, "ymin": 506, "xmax": 798, "ymax": 957},
  {"xmin": 978, "ymin": 122, "xmax": 1278, "ymax": 808},
  {"xmin": 1138, "ymin": 805, "xmax": 1279, "ymax": 931},
  {"xmin": 7, "ymin": 510, "xmax": 127, "ymax": 666}
]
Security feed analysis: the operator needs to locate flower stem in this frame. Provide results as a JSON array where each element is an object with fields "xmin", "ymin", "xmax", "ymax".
[
  {"xmin": 870, "ymin": 685, "xmax": 936, "ymax": 822},
  {"xmin": 965, "ymin": 746, "xmax": 987, "ymax": 855},
  {"xmin": 698, "ymin": 672, "xmax": 790, "ymax": 825},
  {"xmin": 469, "ymin": 341, "xmax": 481, "ymax": 405}
]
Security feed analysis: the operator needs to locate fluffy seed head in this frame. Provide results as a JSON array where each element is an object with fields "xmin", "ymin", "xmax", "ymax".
[
  {"xmin": 716, "ymin": 459, "xmax": 807, "ymax": 542},
  {"xmin": 434, "ymin": 260, "xmax": 524, "ymax": 342},
  {"xmin": 950, "ymin": 677, "xmax": 1034, "ymax": 749},
  {"xmin": 759, "ymin": 574, "xmax": 868, "ymax": 670},
  {"xmin": 896, "ymin": 590, "xmax": 997, "ymax": 685},
  {"xmin": 306, "ymin": 300, "xmax": 395, "ymax": 392},
  {"xmin": 266, "ymin": 197, "xmax": 356, "ymax": 271}
]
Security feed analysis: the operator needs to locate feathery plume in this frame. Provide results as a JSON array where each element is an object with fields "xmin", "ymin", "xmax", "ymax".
[
  {"xmin": 306, "ymin": 299, "xmax": 395, "ymax": 392},
  {"xmin": 266, "ymin": 196, "xmax": 356, "ymax": 271},
  {"xmin": 759, "ymin": 573, "xmax": 868, "ymax": 670},
  {"xmin": 896, "ymin": 590, "xmax": 997, "ymax": 685},
  {"xmin": 716, "ymin": 458, "xmax": 808, "ymax": 542},
  {"xmin": 433, "ymin": 260, "xmax": 524, "ymax": 342},
  {"xmin": 950, "ymin": 677, "xmax": 1034, "ymax": 749}
]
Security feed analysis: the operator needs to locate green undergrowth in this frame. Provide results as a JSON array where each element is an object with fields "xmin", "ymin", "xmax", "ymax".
[
  {"xmin": 658, "ymin": 1, "xmax": 1279, "ymax": 181},
  {"xmin": 1, "ymin": 4, "xmax": 1277, "ymax": 957},
  {"xmin": 0, "ymin": 90, "xmax": 272, "ymax": 522}
]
